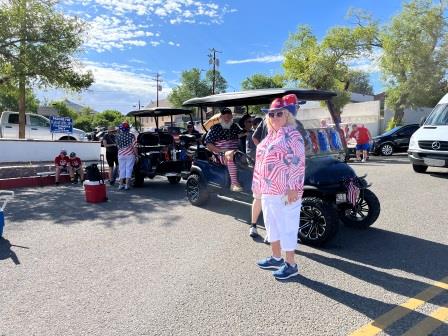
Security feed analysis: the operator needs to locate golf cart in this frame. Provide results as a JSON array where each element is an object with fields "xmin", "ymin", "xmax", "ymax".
[
  {"xmin": 183, "ymin": 89, "xmax": 381, "ymax": 246},
  {"xmin": 128, "ymin": 107, "xmax": 200, "ymax": 187}
]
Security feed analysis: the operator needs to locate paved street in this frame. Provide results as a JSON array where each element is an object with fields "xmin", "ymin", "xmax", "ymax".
[{"xmin": 1, "ymin": 154, "xmax": 447, "ymax": 336}]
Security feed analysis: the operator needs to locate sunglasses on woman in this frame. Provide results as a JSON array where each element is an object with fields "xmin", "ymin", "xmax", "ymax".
[{"xmin": 268, "ymin": 111, "xmax": 284, "ymax": 118}]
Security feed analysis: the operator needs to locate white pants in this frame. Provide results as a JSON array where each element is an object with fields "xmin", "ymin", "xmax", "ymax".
[
  {"xmin": 261, "ymin": 194, "xmax": 302, "ymax": 251},
  {"xmin": 118, "ymin": 155, "xmax": 135, "ymax": 179}
]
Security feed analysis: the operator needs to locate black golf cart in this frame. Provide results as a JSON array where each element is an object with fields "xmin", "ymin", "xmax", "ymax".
[
  {"xmin": 182, "ymin": 89, "xmax": 381, "ymax": 246},
  {"xmin": 128, "ymin": 107, "xmax": 200, "ymax": 187}
]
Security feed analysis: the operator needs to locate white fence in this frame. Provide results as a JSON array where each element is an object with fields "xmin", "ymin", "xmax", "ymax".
[{"xmin": 0, "ymin": 139, "xmax": 101, "ymax": 163}]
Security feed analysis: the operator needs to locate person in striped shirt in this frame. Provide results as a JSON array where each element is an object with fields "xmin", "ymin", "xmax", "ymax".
[
  {"xmin": 116, "ymin": 121, "xmax": 138, "ymax": 190},
  {"xmin": 253, "ymin": 94, "xmax": 306, "ymax": 280},
  {"xmin": 204, "ymin": 107, "xmax": 243, "ymax": 192}
]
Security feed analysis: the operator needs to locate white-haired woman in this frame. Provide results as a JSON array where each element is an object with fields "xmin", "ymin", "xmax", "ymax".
[{"xmin": 252, "ymin": 94, "xmax": 306, "ymax": 280}]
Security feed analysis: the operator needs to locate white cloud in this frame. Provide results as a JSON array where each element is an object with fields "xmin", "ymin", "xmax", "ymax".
[
  {"xmin": 38, "ymin": 61, "xmax": 172, "ymax": 113},
  {"xmin": 226, "ymin": 55, "xmax": 284, "ymax": 65},
  {"xmin": 84, "ymin": 15, "xmax": 158, "ymax": 52}
]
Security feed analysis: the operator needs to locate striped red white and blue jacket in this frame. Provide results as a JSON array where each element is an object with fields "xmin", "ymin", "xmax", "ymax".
[
  {"xmin": 252, "ymin": 125, "xmax": 305, "ymax": 196},
  {"xmin": 116, "ymin": 132, "xmax": 136, "ymax": 156}
]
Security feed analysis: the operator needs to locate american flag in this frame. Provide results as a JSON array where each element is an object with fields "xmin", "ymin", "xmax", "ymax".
[{"xmin": 344, "ymin": 177, "xmax": 361, "ymax": 207}]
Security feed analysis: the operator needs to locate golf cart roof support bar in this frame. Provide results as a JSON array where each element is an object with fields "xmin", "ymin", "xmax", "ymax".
[
  {"xmin": 200, "ymin": 106, "xmax": 206, "ymax": 132},
  {"xmin": 155, "ymin": 116, "xmax": 159, "ymax": 130}
]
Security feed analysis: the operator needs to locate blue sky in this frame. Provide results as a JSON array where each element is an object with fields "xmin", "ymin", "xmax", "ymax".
[{"xmin": 40, "ymin": 0, "xmax": 405, "ymax": 113}]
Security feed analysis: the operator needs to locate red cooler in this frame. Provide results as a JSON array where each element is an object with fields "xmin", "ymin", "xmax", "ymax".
[{"xmin": 84, "ymin": 181, "xmax": 108, "ymax": 203}]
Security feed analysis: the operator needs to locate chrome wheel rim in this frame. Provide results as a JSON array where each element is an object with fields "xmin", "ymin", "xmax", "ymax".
[
  {"xmin": 187, "ymin": 179, "xmax": 199, "ymax": 202},
  {"xmin": 381, "ymin": 144, "xmax": 393, "ymax": 155},
  {"xmin": 345, "ymin": 196, "xmax": 369, "ymax": 221},
  {"xmin": 299, "ymin": 205, "xmax": 327, "ymax": 240}
]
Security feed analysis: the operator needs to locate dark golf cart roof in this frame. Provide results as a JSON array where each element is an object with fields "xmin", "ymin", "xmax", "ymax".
[
  {"xmin": 127, "ymin": 107, "xmax": 192, "ymax": 117},
  {"xmin": 182, "ymin": 88, "xmax": 337, "ymax": 107}
]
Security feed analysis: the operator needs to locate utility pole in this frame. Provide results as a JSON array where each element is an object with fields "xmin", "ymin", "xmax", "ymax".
[
  {"xmin": 208, "ymin": 48, "xmax": 221, "ymax": 95},
  {"xmin": 151, "ymin": 73, "xmax": 163, "ymax": 107}
]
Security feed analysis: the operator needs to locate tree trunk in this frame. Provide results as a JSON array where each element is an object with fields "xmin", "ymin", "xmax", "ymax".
[
  {"xmin": 393, "ymin": 108, "xmax": 405, "ymax": 125},
  {"xmin": 18, "ymin": 77, "xmax": 26, "ymax": 139}
]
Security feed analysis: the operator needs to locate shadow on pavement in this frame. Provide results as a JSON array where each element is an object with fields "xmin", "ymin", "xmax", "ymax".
[
  {"xmin": 0, "ymin": 237, "xmax": 29, "ymax": 265},
  {"xmin": 322, "ymin": 227, "xmax": 448, "ymax": 281},
  {"xmin": 279, "ymin": 274, "xmax": 444, "ymax": 334},
  {"xmin": 429, "ymin": 172, "xmax": 448, "ymax": 179},
  {"xmin": 7, "ymin": 179, "xmax": 189, "ymax": 229}
]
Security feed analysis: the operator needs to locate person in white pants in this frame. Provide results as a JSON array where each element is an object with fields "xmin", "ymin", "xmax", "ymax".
[
  {"xmin": 116, "ymin": 121, "xmax": 137, "ymax": 190},
  {"xmin": 252, "ymin": 94, "xmax": 306, "ymax": 280}
]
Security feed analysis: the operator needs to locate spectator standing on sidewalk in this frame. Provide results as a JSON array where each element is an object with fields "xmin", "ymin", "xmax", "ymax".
[
  {"xmin": 102, "ymin": 126, "xmax": 119, "ymax": 185},
  {"xmin": 349, "ymin": 124, "xmax": 371, "ymax": 162},
  {"xmin": 116, "ymin": 121, "xmax": 137, "ymax": 190}
]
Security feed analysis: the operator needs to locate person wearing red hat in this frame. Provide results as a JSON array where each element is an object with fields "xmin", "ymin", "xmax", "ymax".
[
  {"xmin": 252, "ymin": 94, "xmax": 305, "ymax": 280},
  {"xmin": 116, "ymin": 121, "xmax": 137, "ymax": 190}
]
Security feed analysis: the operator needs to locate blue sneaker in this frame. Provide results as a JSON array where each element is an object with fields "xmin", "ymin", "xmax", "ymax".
[
  {"xmin": 273, "ymin": 262, "xmax": 299, "ymax": 280},
  {"xmin": 256, "ymin": 256, "xmax": 284, "ymax": 270}
]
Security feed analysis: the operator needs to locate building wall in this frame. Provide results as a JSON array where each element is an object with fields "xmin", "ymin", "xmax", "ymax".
[
  {"xmin": 298, "ymin": 100, "xmax": 381, "ymax": 136},
  {"xmin": 384, "ymin": 106, "xmax": 433, "ymax": 127}
]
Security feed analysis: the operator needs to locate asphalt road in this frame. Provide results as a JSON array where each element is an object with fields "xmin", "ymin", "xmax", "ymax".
[{"xmin": 1, "ymin": 154, "xmax": 447, "ymax": 336}]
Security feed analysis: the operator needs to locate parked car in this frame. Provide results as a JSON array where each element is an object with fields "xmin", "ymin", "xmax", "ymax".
[
  {"xmin": 0, "ymin": 111, "xmax": 86, "ymax": 141},
  {"xmin": 408, "ymin": 93, "xmax": 448, "ymax": 173},
  {"xmin": 371, "ymin": 124, "xmax": 420, "ymax": 156},
  {"xmin": 127, "ymin": 107, "xmax": 199, "ymax": 186},
  {"xmin": 182, "ymin": 89, "xmax": 381, "ymax": 247}
]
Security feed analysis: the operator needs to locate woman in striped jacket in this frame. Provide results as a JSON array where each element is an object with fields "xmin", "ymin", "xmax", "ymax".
[
  {"xmin": 116, "ymin": 121, "xmax": 138, "ymax": 190},
  {"xmin": 252, "ymin": 94, "xmax": 306, "ymax": 280}
]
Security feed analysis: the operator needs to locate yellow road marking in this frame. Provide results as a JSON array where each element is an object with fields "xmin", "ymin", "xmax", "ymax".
[
  {"xmin": 402, "ymin": 306, "xmax": 448, "ymax": 336},
  {"xmin": 349, "ymin": 276, "xmax": 448, "ymax": 336}
]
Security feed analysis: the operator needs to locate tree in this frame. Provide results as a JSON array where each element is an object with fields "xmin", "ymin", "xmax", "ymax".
[
  {"xmin": 283, "ymin": 24, "xmax": 377, "ymax": 115},
  {"xmin": 74, "ymin": 114, "xmax": 94, "ymax": 132},
  {"xmin": 241, "ymin": 73, "xmax": 286, "ymax": 90},
  {"xmin": 168, "ymin": 68, "xmax": 228, "ymax": 107},
  {"xmin": 379, "ymin": 0, "xmax": 448, "ymax": 123},
  {"xmin": 93, "ymin": 109, "xmax": 123, "ymax": 127},
  {"xmin": 168, "ymin": 68, "xmax": 209, "ymax": 107},
  {"xmin": 0, "ymin": 0, "xmax": 94, "ymax": 138},
  {"xmin": 347, "ymin": 70, "xmax": 374, "ymax": 95},
  {"xmin": 0, "ymin": 82, "xmax": 39, "ymax": 112},
  {"xmin": 51, "ymin": 100, "xmax": 77, "ymax": 120},
  {"xmin": 205, "ymin": 69, "xmax": 227, "ymax": 94}
]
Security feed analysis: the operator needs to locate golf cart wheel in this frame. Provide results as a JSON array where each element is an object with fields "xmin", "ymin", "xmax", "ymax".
[
  {"xmin": 298, "ymin": 197, "xmax": 339, "ymax": 247},
  {"xmin": 186, "ymin": 174, "xmax": 209, "ymax": 206},
  {"xmin": 168, "ymin": 176, "xmax": 181, "ymax": 184},
  {"xmin": 339, "ymin": 189, "xmax": 380, "ymax": 229},
  {"xmin": 412, "ymin": 164, "xmax": 428, "ymax": 173},
  {"xmin": 133, "ymin": 172, "xmax": 144, "ymax": 187},
  {"xmin": 380, "ymin": 143, "xmax": 394, "ymax": 156}
]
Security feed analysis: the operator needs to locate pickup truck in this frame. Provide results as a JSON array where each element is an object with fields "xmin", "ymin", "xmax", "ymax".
[{"xmin": 0, "ymin": 111, "xmax": 86, "ymax": 141}]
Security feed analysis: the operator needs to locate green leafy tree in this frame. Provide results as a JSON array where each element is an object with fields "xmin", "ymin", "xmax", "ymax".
[
  {"xmin": 168, "ymin": 68, "xmax": 210, "ymax": 107},
  {"xmin": 205, "ymin": 69, "xmax": 227, "ymax": 94},
  {"xmin": 347, "ymin": 70, "xmax": 374, "ymax": 95},
  {"xmin": 283, "ymin": 24, "xmax": 377, "ymax": 115},
  {"xmin": 74, "ymin": 114, "xmax": 94, "ymax": 132},
  {"xmin": 168, "ymin": 68, "xmax": 228, "ymax": 107},
  {"xmin": 240, "ymin": 74, "xmax": 287, "ymax": 114},
  {"xmin": 241, "ymin": 73, "xmax": 286, "ymax": 90},
  {"xmin": 51, "ymin": 100, "xmax": 77, "ymax": 120},
  {"xmin": 0, "ymin": 83, "xmax": 39, "ymax": 112},
  {"xmin": 0, "ymin": 0, "xmax": 94, "ymax": 138},
  {"xmin": 93, "ymin": 109, "xmax": 123, "ymax": 127},
  {"xmin": 379, "ymin": 0, "xmax": 448, "ymax": 123}
]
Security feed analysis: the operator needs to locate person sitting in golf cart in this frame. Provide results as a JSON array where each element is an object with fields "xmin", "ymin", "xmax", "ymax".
[
  {"xmin": 204, "ymin": 107, "xmax": 243, "ymax": 192},
  {"xmin": 182, "ymin": 121, "xmax": 200, "ymax": 136}
]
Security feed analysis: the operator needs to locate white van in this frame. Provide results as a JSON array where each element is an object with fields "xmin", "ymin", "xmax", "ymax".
[{"xmin": 408, "ymin": 93, "xmax": 448, "ymax": 173}]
